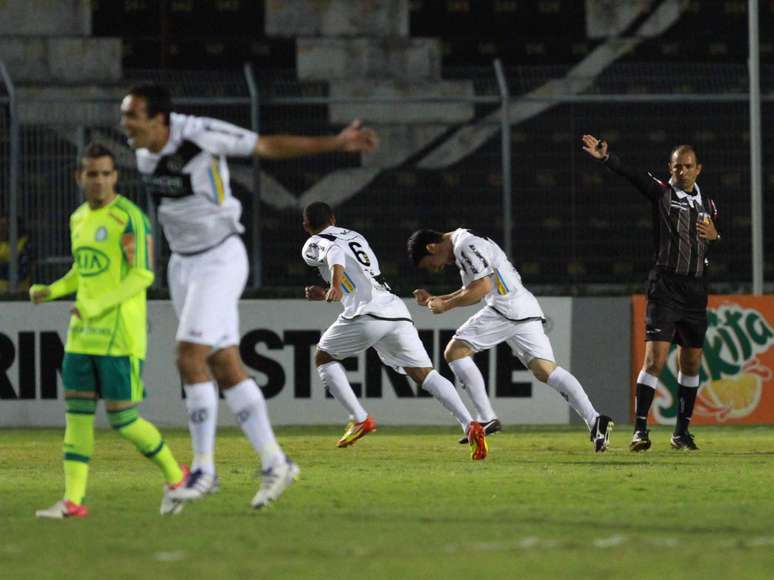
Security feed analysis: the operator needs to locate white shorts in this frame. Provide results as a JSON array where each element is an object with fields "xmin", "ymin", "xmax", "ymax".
[
  {"xmin": 168, "ymin": 235, "xmax": 248, "ymax": 350},
  {"xmin": 318, "ymin": 315, "xmax": 432, "ymax": 373},
  {"xmin": 453, "ymin": 307, "xmax": 555, "ymax": 367}
]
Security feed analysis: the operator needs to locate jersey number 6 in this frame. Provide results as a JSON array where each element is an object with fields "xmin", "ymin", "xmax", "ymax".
[{"xmin": 349, "ymin": 242, "xmax": 371, "ymax": 267}]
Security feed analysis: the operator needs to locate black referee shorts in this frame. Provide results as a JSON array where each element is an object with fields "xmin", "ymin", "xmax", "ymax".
[{"xmin": 644, "ymin": 269, "xmax": 708, "ymax": 348}]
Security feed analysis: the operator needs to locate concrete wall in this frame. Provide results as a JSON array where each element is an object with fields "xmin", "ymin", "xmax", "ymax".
[
  {"xmin": 0, "ymin": 0, "xmax": 91, "ymax": 35},
  {"xmin": 266, "ymin": 0, "xmax": 409, "ymax": 37},
  {"xmin": 297, "ymin": 37, "xmax": 441, "ymax": 81},
  {"xmin": 571, "ymin": 297, "xmax": 632, "ymax": 425},
  {"xmin": 0, "ymin": 37, "xmax": 121, "ymax": 83}
]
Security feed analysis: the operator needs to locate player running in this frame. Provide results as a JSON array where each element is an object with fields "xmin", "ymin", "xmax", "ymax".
[
  {"xmin": 32, "ymin": 143, "xmax": 188, "ymax": 518},
  {"xmin": 301, "ymin": 202, "xmax": 488, "ymax": 459},
  {"xmin": 408, "ymin": 227, "xmax": 614, "ymax": 452},
  {"xmin": 120, "ymin": 84, "xmax": 377, "ymax": 508}
]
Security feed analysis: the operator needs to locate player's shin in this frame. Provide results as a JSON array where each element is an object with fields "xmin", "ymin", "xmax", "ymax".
[
  {"xmin": 109, "ymin": 407, "xmax": 183, "ymax": 485},
  {"xmin": 635, "ymin": 371, "xmax": 659, "ymax": 431},
  {"xmin": 449, "ymin": 357, "xmax": 497, "ymax": 422},
  {"xmin": 676, "ymin": 372, "xmax": 700, "ymax": 434},
  {"xmin": 224, "ymin": 379, "xmax": 283, "ymax": 471},
  {"xmin": 546, "ymin": 366, "xmax": 598, "ymax": 429},
  {"xmin": 317, "ymin": 361, "xmax": 368, "ymax": 422},
  {"xmin": 421, "ymin": 370, "xmax": 472, "ymax": 430},
  {"xmin": 184, "ymin": 381, "xmax": 218, "ymax": 474},
  {"xmin": 63, "ymin": 398, "xmax": 96, "ymax": 505}
]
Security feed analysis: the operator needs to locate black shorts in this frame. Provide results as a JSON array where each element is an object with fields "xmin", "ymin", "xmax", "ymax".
[{"xmin": 644, "ymin": 269, "xmax": 708, "ymax": 348}]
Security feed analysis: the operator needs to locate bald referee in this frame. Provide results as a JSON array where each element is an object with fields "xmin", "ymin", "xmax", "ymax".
[{"xmin": 582, "ymin": 135, "xmax": 720, "ymax": 452}]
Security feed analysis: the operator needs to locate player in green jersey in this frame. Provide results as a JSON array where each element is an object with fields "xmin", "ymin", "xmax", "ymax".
[{"xmin": 31, "ymin": 143, "xmax": 189, "ymax": 519}]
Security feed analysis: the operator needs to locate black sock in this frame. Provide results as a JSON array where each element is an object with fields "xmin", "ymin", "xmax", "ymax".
[
  {"xmin": 634, "ymin": 384, "xmax": 656, "ymax": 431},
  {"xmin": 676, "ymin": 385, "xmax": 699, "ymax": 434}
]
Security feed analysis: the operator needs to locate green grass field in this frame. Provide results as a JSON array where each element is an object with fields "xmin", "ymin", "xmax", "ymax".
[{"xmin": 2, "ymin": 425, "xmax": 774, "ymax": 579}]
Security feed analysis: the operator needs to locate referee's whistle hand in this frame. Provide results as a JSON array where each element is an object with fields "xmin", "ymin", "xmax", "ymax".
[{"xmin": 697, "ymin": 218, "xmax": 719, "ymax": 241}]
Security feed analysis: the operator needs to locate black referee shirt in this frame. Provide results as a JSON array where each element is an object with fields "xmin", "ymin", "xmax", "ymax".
[{"xmin": 603, "ymin": 153, "xmax": 719, "ymax": 277}]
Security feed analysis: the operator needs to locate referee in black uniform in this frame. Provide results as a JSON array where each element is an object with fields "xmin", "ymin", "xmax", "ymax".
[{"xmin": 582, "ymin": 134, "xmax": 720, "ymax": 451}]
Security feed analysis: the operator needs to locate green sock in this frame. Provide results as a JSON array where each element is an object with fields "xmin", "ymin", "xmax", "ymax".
[
  {"xmin": 63, "ymin": 408, "xmax": 95, "ymax": 505},
  {"xmin": 111, "ymin": 408, "xmax": 183, "ymax": 485}
]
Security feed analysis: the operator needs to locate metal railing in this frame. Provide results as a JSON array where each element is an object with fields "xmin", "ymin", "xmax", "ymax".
[{"xmin": 0, "ymin": 62, "xmax": 771, "ymax": 296}]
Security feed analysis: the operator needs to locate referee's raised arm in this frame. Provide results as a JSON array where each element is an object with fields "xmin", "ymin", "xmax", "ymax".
[{"xmin": 581, "ymin": 134, "xmax": 662, "ymax": 199}]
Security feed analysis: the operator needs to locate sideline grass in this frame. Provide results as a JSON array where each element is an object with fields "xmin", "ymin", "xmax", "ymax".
[{"xmin": 2, "ymin": 425, "xmax": 774, "ymax": 579}]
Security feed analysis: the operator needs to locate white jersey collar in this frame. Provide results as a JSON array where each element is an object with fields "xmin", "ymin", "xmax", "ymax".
[{"xmin": 669, "ymin": 178, "xmax": 702, "ymax": 207}]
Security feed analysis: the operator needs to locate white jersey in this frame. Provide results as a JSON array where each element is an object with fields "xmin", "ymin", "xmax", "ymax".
[
  {"xmin": 302, "ymin": 226, "xmax": 411, "ymax": 321},
  {"xmin": 135, "ymin": 113, "xmax": 258, "ymax": 254},
  {"xmin": 451, "ymin": 228, "xmax": 544, "ymax": 321}
]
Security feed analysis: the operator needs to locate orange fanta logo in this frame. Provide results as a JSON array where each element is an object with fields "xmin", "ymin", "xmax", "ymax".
[
  {"xmin": 695, "ymin": 359, "xmax": 773, "ymax": 421},
  {"xmin": 653, "ymin": 302, "xmax": 774, "ymax": 424}
]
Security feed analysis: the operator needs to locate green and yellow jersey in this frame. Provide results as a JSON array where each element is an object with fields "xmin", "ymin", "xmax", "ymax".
[{"xmin": 43, "ymin": 195, "xmax": 154, "ymax": 358}]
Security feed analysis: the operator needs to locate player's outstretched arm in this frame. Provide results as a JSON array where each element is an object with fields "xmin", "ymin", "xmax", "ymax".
[
  {"xmin": 29, "ymin": 266, "xmax": 79, "ymax": 304},
  {"xmin": 580, "ymin": 134, "xmax": 661, "ymax": 199},
  {"xmin": 255, "ymin": 119, "xmax": 378, "ymax": 159}
]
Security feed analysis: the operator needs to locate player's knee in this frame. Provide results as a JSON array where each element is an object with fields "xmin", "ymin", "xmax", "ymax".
[
  {"xmin": 677, "ymin": 347, "xmax": 703, "ymax": 372},
  {"xmin": 529, "ymin": 359, "xmax": 556, "ymax": 383},
  {"xmin": 208, "ymin": 357, "xmax": 245, "ymax": 389},
  {"xmin": 107, "ymin": 406, "xmax": 139, "ymax": 431},
  {"xmin": 176, "ymin": 348, "xmax": 207, "ymax": 380},
  {"xmin": 679, "ymin": 358, "xmax": 702, "ymax": 376},
  {"xmin": 65, "ymin": 397, "xmax": 97, "ymax": 415},
  {"xmin": 405, "ymin": 367, "xmax": 431, "ymax": 385},
  {"xmin": 643, "ymin": 345, "xmax": 669, "ymax": 375},
  {"xmin": 643, "ymin": 358, "xmax": 665, "ymax": 376},
  {"xmin": 315, "ymin": 349, "xmax": 334, "ymax": 367},
  {"xmin": 444, "ymin": 341, "xmax": 468, "ymax": 362}
]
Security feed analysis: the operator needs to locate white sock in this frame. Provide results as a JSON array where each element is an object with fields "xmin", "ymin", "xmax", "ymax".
[
  {"xmin": 184, "ymin": 381, "xmax": 218, "ymax": 474},
  {"xmin": 448, "ymin": 357, "xmax": 497, "ymax": 422},
  {"xmin": 224, "ymin": 379, "xmax": 283, "ymax": 471},
  {"xmin": 317, "ymin": 361, "xmax": 368, "ymax": 423},
  {"xmin": 677, "ymin": 371, "xmax": 700, "ymax": 387},
  {"xmin": 421, "ymin": 370, "xmax": 473, "ymax": 431},
  {"xmin": 546, "ymin": 366, "xmax": 598, "ymax": 429}
]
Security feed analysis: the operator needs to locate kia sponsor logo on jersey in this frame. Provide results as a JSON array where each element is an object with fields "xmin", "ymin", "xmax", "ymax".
[{"xmin": 74, "ymin": 246, "xmax": 110, "ymax": 276}]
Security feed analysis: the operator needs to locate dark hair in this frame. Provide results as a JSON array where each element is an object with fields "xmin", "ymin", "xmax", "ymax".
[
  {"xmin": 670, "ymin": 144, "xmax": 699, "ymax": 163},
  {"xmin": 80, "ymin": 142, "xmax": 116, "ymax": 168},
  {"xmin": 127, "ymin": 83, "xmax": 173, "ymax": 126},
  {"xmin": 304, "ymin": 201, "xmax": 335, "ymax": 231},
  {"xmin": 407, "ymin": 229, "xmax": 443, "ymax": 266}
]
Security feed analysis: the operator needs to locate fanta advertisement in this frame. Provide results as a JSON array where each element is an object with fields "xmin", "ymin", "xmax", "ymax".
[{"xmin": 632, "ymin": 296, "xmax": 774, "ymax": 425}]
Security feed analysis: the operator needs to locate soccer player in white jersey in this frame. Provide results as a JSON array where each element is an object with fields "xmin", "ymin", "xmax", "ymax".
[
  {"xmin": 407, "ymin": 228, "xmax": 614, "ymax": 452},
  {"xmin": 301, "ymin": 202, "xmax": 488, "ymax": 459},
  {"xmin": 120, "ymin": 84, "xmax": 378, "ymax": 508}
]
